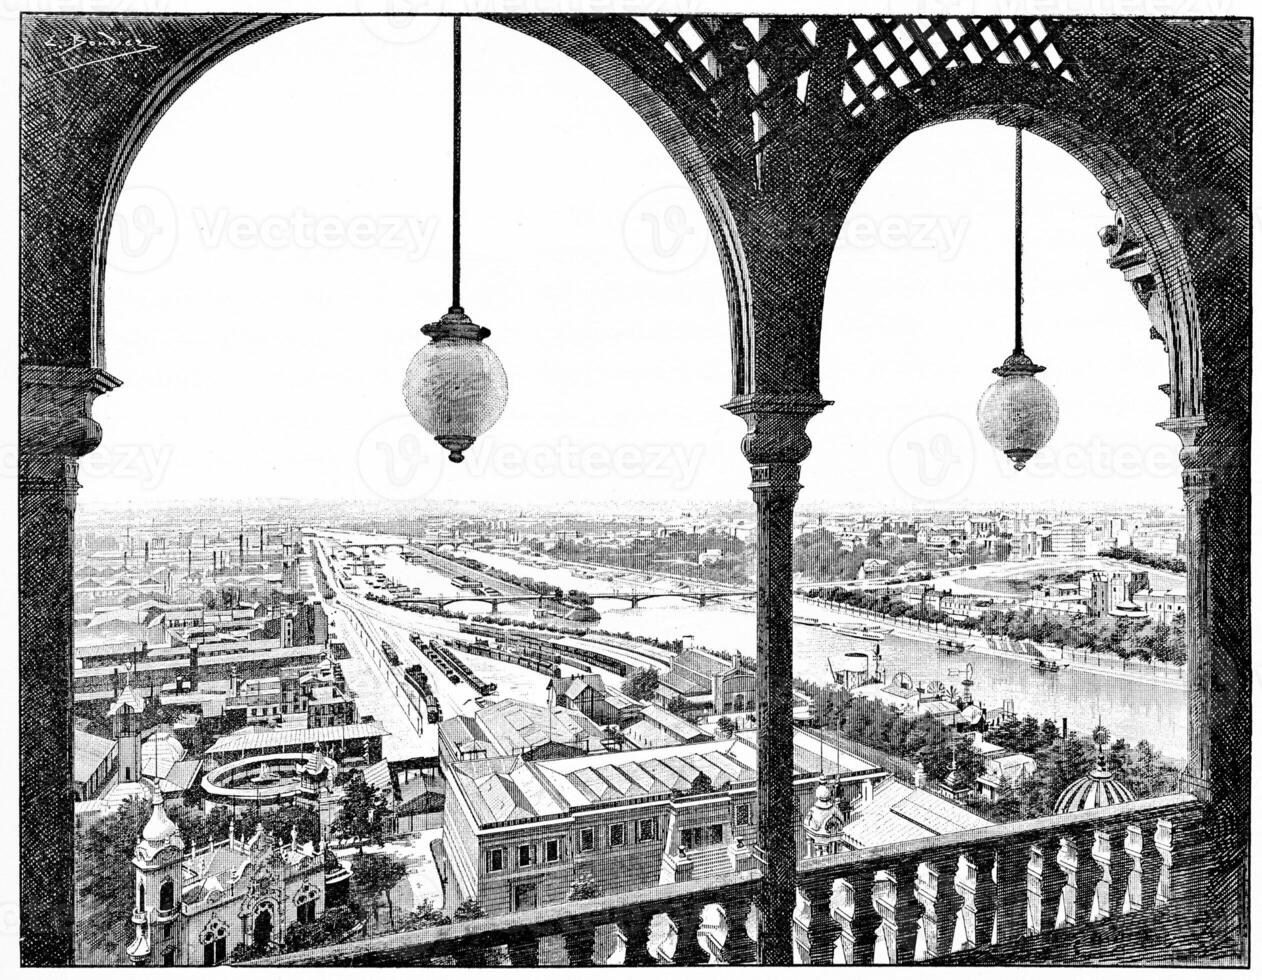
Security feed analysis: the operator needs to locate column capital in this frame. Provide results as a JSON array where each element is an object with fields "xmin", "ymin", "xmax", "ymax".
[
  {"xmin": 722, "ymin": 393, "xmax": 831, "ymax": 483},
  {"xmin": 20, "ymin": 364, "xmax": 122, "ymax": 459},
  {"xmin": 1157, "ymin": 414, "xmax": 1212, "ymax": 494}
]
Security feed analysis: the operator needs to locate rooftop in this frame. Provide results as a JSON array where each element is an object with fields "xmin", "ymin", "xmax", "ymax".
[
  {"xmin": 207, "ymin": 721, "xmax": 387, "ymax": 756},
  {"xmin": 841, "ymin": 778, "xmax": 991, "ymax": 849},
  {"xmin": 450, "ymin": 729, "xmax": 880, "ymax": 829}
]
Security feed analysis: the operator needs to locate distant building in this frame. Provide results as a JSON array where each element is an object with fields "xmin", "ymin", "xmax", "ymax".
[
  {"xmin": 438, "ymin": 699, "xmax": 607, "ymax": 762},
  {"xmin": 1134, "ymin": 589, "xmax": 1187, "ymax": 623},
  {"xmin": 74, "ymin": 729, "xmax": 117, "ymax": 801},
  {"xmin": 1081, "ymin": 570, "xmax": 1151, "ymax": 617},
  {"xmin": 546, "ymin": 673, "xmax": 642, "ymax": 728},
  {"xmin": 622, "ymin": 703, "xmax": 711, "ymax": 749},
  {"xmin": 1050, "ymin": 522, "xmax": 1091, "ymax": 555},
  {"xmin": 858, "ymin": 558, "xmax": 891, "ymax": 580}
]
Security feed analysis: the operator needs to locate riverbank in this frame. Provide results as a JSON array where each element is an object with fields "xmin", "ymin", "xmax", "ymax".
[{"xmin": 799, "ymin": 596, "xmax": 1186, "ymax": 692}]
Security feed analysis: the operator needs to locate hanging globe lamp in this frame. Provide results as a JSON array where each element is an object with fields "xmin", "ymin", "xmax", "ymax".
[
  {"xmin": 402, "ymin": 16, "xmax": 508, "ymax": 463},
  {"xmin": 977, "ymin": 127, "xmax": 1058, "ymax": 471}
]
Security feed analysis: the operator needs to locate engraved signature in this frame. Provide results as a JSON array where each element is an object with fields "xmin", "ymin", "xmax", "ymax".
[{"xmin": 44, "ymin": 30, "xmax": 159, "ymax": 76}]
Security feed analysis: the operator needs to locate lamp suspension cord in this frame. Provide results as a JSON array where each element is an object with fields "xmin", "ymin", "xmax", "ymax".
[
  {"xmin": 452, "ymin": 15, "xmax": 462, "ymax": 311},
  {"xmin": 1013, "ymin": 126, "xmax": 1023, "ymax": 356}
]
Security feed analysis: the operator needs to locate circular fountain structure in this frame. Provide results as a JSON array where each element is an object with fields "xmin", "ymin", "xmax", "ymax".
[{"xmin": 201, "ymin": 752, "xmax": 337, "ymax": 810}]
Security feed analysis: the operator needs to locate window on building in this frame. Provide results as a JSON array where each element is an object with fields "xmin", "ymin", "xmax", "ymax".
[
  {"xmin": 736, "ymin": 803, "xmax": 752, "ymax": 826},
  {"xmin": 298, "ymin": 899, "xmax": 317, "ymax": 925},
  {"xmin": 486, "ymin": 848, "xmax": 505, "ymax": 872},
  {"xmin": 517, "ymin": 844, "xmax": 536, "ymax": 868},
  {"xmin": 137, "ymin": 882, "xmax": 145, "ymax": 912},
  {"xmin": 578, "ymin": 828, "xmax": 594, "ymax": 852},
  {"xmin": 680, "ymin": 827, "xmax": 701, "ymax": 849},
  {"xmin": 636, "ymin": 817, "xmax": 659, "ymax": 843},
  {"xmin": 608, "ymin": 823, "xmax": 625, "ymax": 847},
  {"xmin": 158, "ymin": 879, "xmax": 175, "ymax": 911},
  {"xmin": 709, "ymin": 824, "xmax": 723, "ymax": 845},
  {"xmin": 201, "ymin": 922, "xmax": 228, "ymax": 967},
  {"xmin": 162, "ymin": 947, "xmax": 176, "ymax": 966},
  {"xmin": 544, "ymin": 838, "xmax": 561, "ymax": 863}
]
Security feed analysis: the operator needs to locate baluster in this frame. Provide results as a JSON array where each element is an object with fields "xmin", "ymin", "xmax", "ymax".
[
  {"xmin": 913, "ymin": 861, "xmax": 940, "ymax": 961},
  {"xmin": 1154, "ymin": 818, "xmax": 1174, "ymax": 907},
  {"xmin": 830, "ymin": 878, "xmax": 856, "ymax": 964},
  {"xmin": 792, "ymin": 880, "xmax": 836, "ymax": 964},
  {"xmin": 612, "ymin": 912, "xmax": 654, "ymax": 966},
  {"xmin": 952, "ymin": 855, "xmax": 977, "ymax": 953},
  {"xmin": 1080, "ymin": 830, "xmax": 1108, "ymax": 924},
  {"xmin": 992, "ymin": 845, "xmax": 1025, "ymax": 944},
  {"xmin": 506, "ymin": 933, "xmax": 539, "ymax": 967},
  {"xmin": 1025, "ymin": 845, "xmax": 1044, "ymax": 936},
  {"xmin": 699, "ymin": 903, "xmax": 728, "ymax": 965},
  {"xmin": 847, "ymin": 873, "xmax": 881, "ymax": 964},
  {"xmin": 872, "ymin": 871, "xmax": 899, "ymax": 964},
  {"xmin": 1122, "ymin": 824, "xmax": 1144, "ymax": 914},
  {"xmin": 976, "ymin": 851, "xmax": 998, "ymax": 949},
  {"xmin": 890, "ymin": 862, "xmax": 923, "ymax": 964},
  {"xmin": 721, "ymin": 893, "xmax": 757, "ymax": 964},
  {"xmin": 1054, "ymin": 838, "xmax": 1078, "ymax": 928},
  {"xmin": 663, "ymin": 904, "xmax": 706, "ymax": 966},
  {"xmin": 563, "ymin": 924, "xmax": 596, "ymax": 966},
  {"xmin": 934, "ymin": 858, "xmax": 963, "ymax": 957}
]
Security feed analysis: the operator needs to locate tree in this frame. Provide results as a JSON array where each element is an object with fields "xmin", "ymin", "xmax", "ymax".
[
  {"xmin": 666, "ymin": 693, "xmax": 700, "ymax": 719},
  {"xmin": 282, "ymin": 905, "xmax": 362, "ymax": 953},
  {"xmin": 352, "ymin": 852, "xmax": 408, "ymax": 927},
  {"xmin": 229, "ymin": 942, "xmax": 267, "ymax": 962},
  {"xmin": 716, "ymin": 716, "xmax": 738, "ymax": 738},
  {"xmin": 454, "ymin": 898, "xmax": 486, "ymax": 921},
  {"xmin": 75, "ymin": 794, "xmax": 150, "ymax": 961},
  {"xmin": 331, "ymin": 772, "xmax": 385, "ymax": 852},
  {"xmin": 623, "ymin": 667, "xmax": 660, "ymax": 702}
]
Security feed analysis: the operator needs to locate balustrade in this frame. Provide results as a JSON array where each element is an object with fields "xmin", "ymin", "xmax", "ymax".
[{"xmin": 258, "ymin": 794, "xmax": 1203, "ymax": 967}]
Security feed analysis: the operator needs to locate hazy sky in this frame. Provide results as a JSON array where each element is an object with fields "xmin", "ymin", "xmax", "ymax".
[{"xmin": 85, "ymin": 16, "xmax": 1181, "ymax": 512}]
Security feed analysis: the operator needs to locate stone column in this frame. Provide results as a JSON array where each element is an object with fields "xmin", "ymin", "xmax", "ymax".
[
  {"xmin": 1158, "ymin": 415, "xmax": 1210, "ymax": 788},
  {"xmin": 19, "ymin": 364, "xmax": 120, "ymax": 966},
  {"xmin": 724, "ymin": 392, "xmax": 828, "ymax": 966}
]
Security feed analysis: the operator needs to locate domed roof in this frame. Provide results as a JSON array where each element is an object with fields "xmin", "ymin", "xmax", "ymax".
[
  {"xmin": 1055, "ymin": 745, "xmax": 1136, "ymax": 814},
  {"xmin": 140, "ymin": 786, "xmax": 182, "ymax": 847}
]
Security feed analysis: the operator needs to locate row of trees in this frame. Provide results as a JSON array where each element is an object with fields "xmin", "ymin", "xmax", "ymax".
[
  {"xmin": 814, "ymin": 585, "xmax": 1188, "ymax": 665},
  {"xmin": 438, "ymin": 551, "xmax": 594, "ymax": 604},
  {"xmin": 542, "ymin": 531, "xmax": 752, "ymax": 586},
  {"xmin": 1099, "ymin": 545, "xmax": 1187, "ymax": 574},
  {"xmin": 812, "ymin": 586, "xmax": 971, "ymax": 628},
  {"xmin": 977, "ymin": 605, "xmax": 1188, "ymax": 665},
  {"xmin": 798, "ymin": 680, "xmax": 1183, "ymax": 822}
]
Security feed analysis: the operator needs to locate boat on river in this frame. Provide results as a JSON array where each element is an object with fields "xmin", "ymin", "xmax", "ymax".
[
  {"xmin": 828, "ymin": 621, "xmax": 894, "ymax": 642},
  {"xmin": 1031, "ymin": 656, "xmax": 1062, "ymax": 673},
  {"xmin": 936, "ymin": 638, "xmax": 971, "ymax": 654}
]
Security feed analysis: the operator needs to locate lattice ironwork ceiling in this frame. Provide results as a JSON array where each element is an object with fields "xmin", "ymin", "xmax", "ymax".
[{"xmin": 631, "ymin": 15, "xmax": 1075, "ymax": 153}]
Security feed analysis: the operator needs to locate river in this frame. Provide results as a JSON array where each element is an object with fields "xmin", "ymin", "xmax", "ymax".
[{"xmin": 368, "ymin": 545, "xmax": 1187, "ymax": 761}]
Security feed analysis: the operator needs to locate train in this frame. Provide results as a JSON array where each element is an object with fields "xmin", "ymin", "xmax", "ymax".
[
  {"xmin": 380, "ymin": 640, "xmax": 400, "ymax": 667},
  {"xmin": 402, "ymin": 664, "xmax": 442, "ymax": 724},
  {"xmin": 471, "ymin": 625, "xmax": 631, "ymax": 678},
  {"xmin": 413, "ymin": 634, "xmax": 498, "ymax": 696},
  {"xmin": 450, "ymin": 629, "xmax": 558, "ymax": 677}
]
